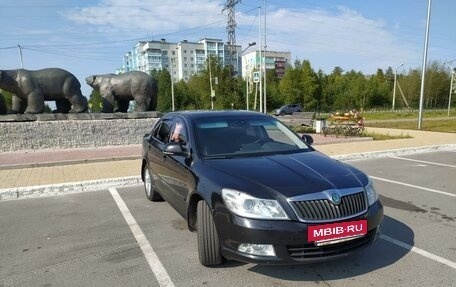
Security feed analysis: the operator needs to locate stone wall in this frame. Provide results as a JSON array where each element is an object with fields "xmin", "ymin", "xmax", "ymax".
[{"xmin": 0, "ymin": 114, "xmax": 159, "ymax": 152}]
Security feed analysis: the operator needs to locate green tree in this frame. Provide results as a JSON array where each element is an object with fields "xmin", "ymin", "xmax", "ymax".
[
  {"xmin": 365, "ymin": 69, "xmax": 390, "ymax": 109},
  {"xmin": 315, "ymin": 69, "xmax": 327, "ymax": 113},
  {"xmin": 396, "ymin": 68, "xmax": 419, "ymax": 108},
  {"xmin": 173, "ymin": 80, "xmax": 192, "ymax": 110},
  {"xmin": 424, "ymin": 61, "xmax": 450, "ymax": 108},
  {"xmin": 88, "ymin": 90, "xmax": 103, "ymax": 112},
  {"xmin": 299, "ymin": 60, "xmax": 319, "ymax": 111},
  {"xmin": 264, "ymin": 69, "xmax": 282, "ymax": 112},
  {"xmin": 187, "ymin": 72, "xmax": 211, "ymax": 110},
  {"xmin": 150, "ymin": 69, "xmax": 173, "ymax": 112},
  {"xmin": 323, "ymin": 67, "xmax": 346, "ymax": 111},
  {"xmin": 343, "ymin": 70, "xmax": 367, "ymax": 109},
  {"xmin": 0, "ymin": 90, "xmax": 13, "ymax": 111},
  {"xmin": 279, "ymin": 60, "xmax": 302, "ymax": 105}
]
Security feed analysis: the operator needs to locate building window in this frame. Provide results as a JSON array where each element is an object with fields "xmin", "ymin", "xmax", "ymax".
[{"xmin": 184, "ymin": 50, "xmax": 187, "ymax": 53}]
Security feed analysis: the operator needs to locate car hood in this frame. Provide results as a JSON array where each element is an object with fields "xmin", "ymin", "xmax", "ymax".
[{"xmin": 203, "ymin": 151, "xmax": 366, "ymax": 198}]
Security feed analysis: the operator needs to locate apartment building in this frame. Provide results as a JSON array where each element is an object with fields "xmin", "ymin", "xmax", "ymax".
[
  {"xmin": 242, "ymin": 50, "xmax": 292, "ymax": 82},
  {"xmin": 118, "ymin": 38, "xmax": 291, "ymax": 82},
  {"xmin": 118, "ymin": 38, "xmax": 242, "ymax": 82}
]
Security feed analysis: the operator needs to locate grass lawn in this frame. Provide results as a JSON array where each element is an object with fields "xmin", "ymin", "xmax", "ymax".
[
  {"xmin": 361, "ymin": 131, "xmax": 413, "ymax": 140},
  {"xmin": 362, "ymin": 110, "xmax": 456, "ymax": 120},
  {"xmin": 295, "ymin": 110, "xmax": 455, "ymax": 139},
  {"xmin": 366, "ymin": 118, "xmax": 456, "ymax": 133}
]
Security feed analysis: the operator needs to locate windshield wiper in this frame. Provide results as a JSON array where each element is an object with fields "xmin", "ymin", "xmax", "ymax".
[{"xmin": 204, "ymin": 155, "xmax": 233, "ymax": 159}]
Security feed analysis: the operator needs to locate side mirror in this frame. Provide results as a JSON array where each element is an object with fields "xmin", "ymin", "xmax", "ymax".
[
  {"xmin": 144, "ymin": 133, "xmax": 153, "ymax": 143},
  {"xmin": 301, "ymin": 134, "xmax": 314, "ymax": 145},
  {"xmin": 163, "ymin": 142, "xmax": 191, "ymax": 158}
]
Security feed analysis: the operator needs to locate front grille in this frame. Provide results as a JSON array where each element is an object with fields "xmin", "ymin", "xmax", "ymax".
[
  {"xmin": 287, "ymin": 229, "xmax": 376, "ymax": 261},
  {"xmin": 290, "ymin": 191, "xmax": 367, "ymax": 222}
]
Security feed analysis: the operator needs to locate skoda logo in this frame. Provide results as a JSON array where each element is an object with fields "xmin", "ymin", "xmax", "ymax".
[{"xmin": 330, "ymin": 193, "xmax": 341, "ymax": 205}]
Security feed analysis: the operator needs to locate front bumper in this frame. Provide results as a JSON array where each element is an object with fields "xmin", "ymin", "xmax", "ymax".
[{"xmin": 214, "ymin": 200, "xmax": 383, "ymax": 264}]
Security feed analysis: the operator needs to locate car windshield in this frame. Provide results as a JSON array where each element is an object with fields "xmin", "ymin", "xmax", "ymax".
[{"xmin": 194, "ymin": 116, "xmax": 310, "ymax": 158}]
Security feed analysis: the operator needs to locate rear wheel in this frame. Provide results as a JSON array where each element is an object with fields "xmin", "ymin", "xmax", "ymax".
[
  {"xmin": 197, "ymin": 200, "xmax": 222, "ymax": 266},
  {"xmin": 143, "ymin": 165, "xmax": 163, "ymax": 201}
]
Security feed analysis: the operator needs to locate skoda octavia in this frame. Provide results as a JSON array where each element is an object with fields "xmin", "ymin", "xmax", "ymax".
[{"xmin": 141, "ymin": 110, "xmax": 383, "ymax": 266}]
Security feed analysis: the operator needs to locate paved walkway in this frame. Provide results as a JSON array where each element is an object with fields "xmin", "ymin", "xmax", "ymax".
[{"xmin": 0, "ymin": 127, "xmax": 455, "ymax": 199}]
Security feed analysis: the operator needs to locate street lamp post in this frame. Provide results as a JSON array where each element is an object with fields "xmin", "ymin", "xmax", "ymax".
[
  {"xmin": 242, "ymin": 42, "xmax": 256, "ymax": 110},
  {"xmin": 263, "ymin": 0, "xmax": 267, "ymax": 114},
  {"xmin": 444, "ymin": 60, "xmax": 456, "ymax": 117},
  {"xmin": 448, "ymin": 68, "xmax": 455, "ymax": 117},
  {"xmin": 169, "ymin": 58, "xmax": 175, "ymax": 111},
  {"xmin": 208, "ymin": 55, "xmax": 219, "ymax": 110},
  {"xmin": 418, "ymin": 0, "xmax": 432, "ymax": 130},
  {"xmin": 258, "ymin": 6, "xmax": 263, "ymax": 113},
  {"xmin": 209, "ymin": 55, "xmax": 214, "ymax": 110},
  {"xmin": 392, "ymin": 63, "xmax": 404, "ymax": 110}
]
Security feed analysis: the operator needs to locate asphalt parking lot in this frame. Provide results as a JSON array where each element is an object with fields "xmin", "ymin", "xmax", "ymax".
[{"xmin": 0, "ymin": 151, "xmax": 455, "ymax": 287}]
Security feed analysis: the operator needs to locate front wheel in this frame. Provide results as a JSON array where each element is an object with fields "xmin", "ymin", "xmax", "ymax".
[
  {"xmin": 143, "ymin": 165, "xmax": 163, "ymax": 201},
  {"xmin": 197, "ymin": 201, "xmax": 222, "ymax": 266}
]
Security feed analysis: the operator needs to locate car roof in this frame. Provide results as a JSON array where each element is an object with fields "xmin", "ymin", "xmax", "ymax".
[{"xmin": 164, "ymin": 110, "xmax": 273, "ymax": 121}]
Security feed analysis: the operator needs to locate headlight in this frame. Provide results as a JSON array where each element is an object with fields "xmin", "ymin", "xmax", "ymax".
[
  {"xmin": 221, "ymin": 189, "xmax": 289, "ymax": 220},
  {"xmin": 365, "ymin": 179, "xmax": 379, "ymax": 206}
]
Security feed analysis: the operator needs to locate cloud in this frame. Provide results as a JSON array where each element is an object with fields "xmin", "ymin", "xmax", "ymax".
[
  {"xmin": 63, "ymin": 0, "xmax": 226, "ymax": 37},
  {"xmin": 62, "ymin": 1, "xmax": 418, "ymax": 74},
  {"xmin": 238, "ymin": 6, "xmax": 417, "ymax": 73}
]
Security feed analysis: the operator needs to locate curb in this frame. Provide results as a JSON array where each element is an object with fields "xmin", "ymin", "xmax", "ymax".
[
  {"xmin": 1, "ymin": 144, "xmax": 455, "ymax": 201},
  {"xmin": 0, "ymin": 176, "xmax": 142, "ymax": 201},
  {"xmin": 0, "ymin": 155, "xmax": 141, "ymax": 170},
  {"xmin": 331, "ymin": 144, "xmax": 456, "ymax": 161}
]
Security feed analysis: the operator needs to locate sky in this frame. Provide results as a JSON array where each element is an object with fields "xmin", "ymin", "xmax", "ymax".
[{"xmin": 0, "ymin": 0, "xmax": 455, "ymax": 98}]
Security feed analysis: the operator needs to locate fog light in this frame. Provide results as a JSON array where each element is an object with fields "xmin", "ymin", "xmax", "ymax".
[{"xmin": 237, "ymin": 243, "xmax": 276, "ymax": 256}]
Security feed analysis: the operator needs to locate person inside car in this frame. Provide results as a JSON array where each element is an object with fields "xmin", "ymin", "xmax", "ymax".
[{"xmin": 170, "ymin": 122, "xmax": 186, "ymax": 144}]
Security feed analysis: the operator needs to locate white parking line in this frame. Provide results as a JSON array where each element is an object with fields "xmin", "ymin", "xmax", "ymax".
[
  {"xmin": 390, "ymin": 156, "xmax": 456, "ymax": 168},
  {"xmin": 381, "ymin": 235, "xmax": 456, "ymax": 270},
  {"xmin": 369, "ymin": 176, "xmax": 456, "ymax": 198},
  {"xmin": 109, "ymin": 188, "xmax": 175, "ymax": 287}
]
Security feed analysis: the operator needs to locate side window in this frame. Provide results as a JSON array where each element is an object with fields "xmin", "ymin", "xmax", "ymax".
[
  {"xmin": 150, "ymin": 120, "xmax": 161, "ymax": 137},
  {"xmin": 153, "ymin": 119, "xmax": 172, "ymax": 143}
]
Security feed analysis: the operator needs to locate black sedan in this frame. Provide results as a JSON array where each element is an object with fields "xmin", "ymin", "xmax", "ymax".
[{"xmin": 141, "ymin": 110, "xmax": 383, "ymax": 266}]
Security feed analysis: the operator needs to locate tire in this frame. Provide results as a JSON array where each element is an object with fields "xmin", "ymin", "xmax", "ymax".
[
  {"xmin": 279, "ymin": 110, "xmax": 285, "ymax": 116},
  {"xmin": 143, "ymin": 165, "xmax": 163, "ymax": 201},
  {"xmin": 197, "ymin": 200, "xmax": 222, "ymax": 266}
]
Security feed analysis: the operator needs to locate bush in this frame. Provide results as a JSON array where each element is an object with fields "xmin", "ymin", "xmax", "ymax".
[{"xmin": 292, "ymin": 125, "xmax": 315, "ymax": 133}]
